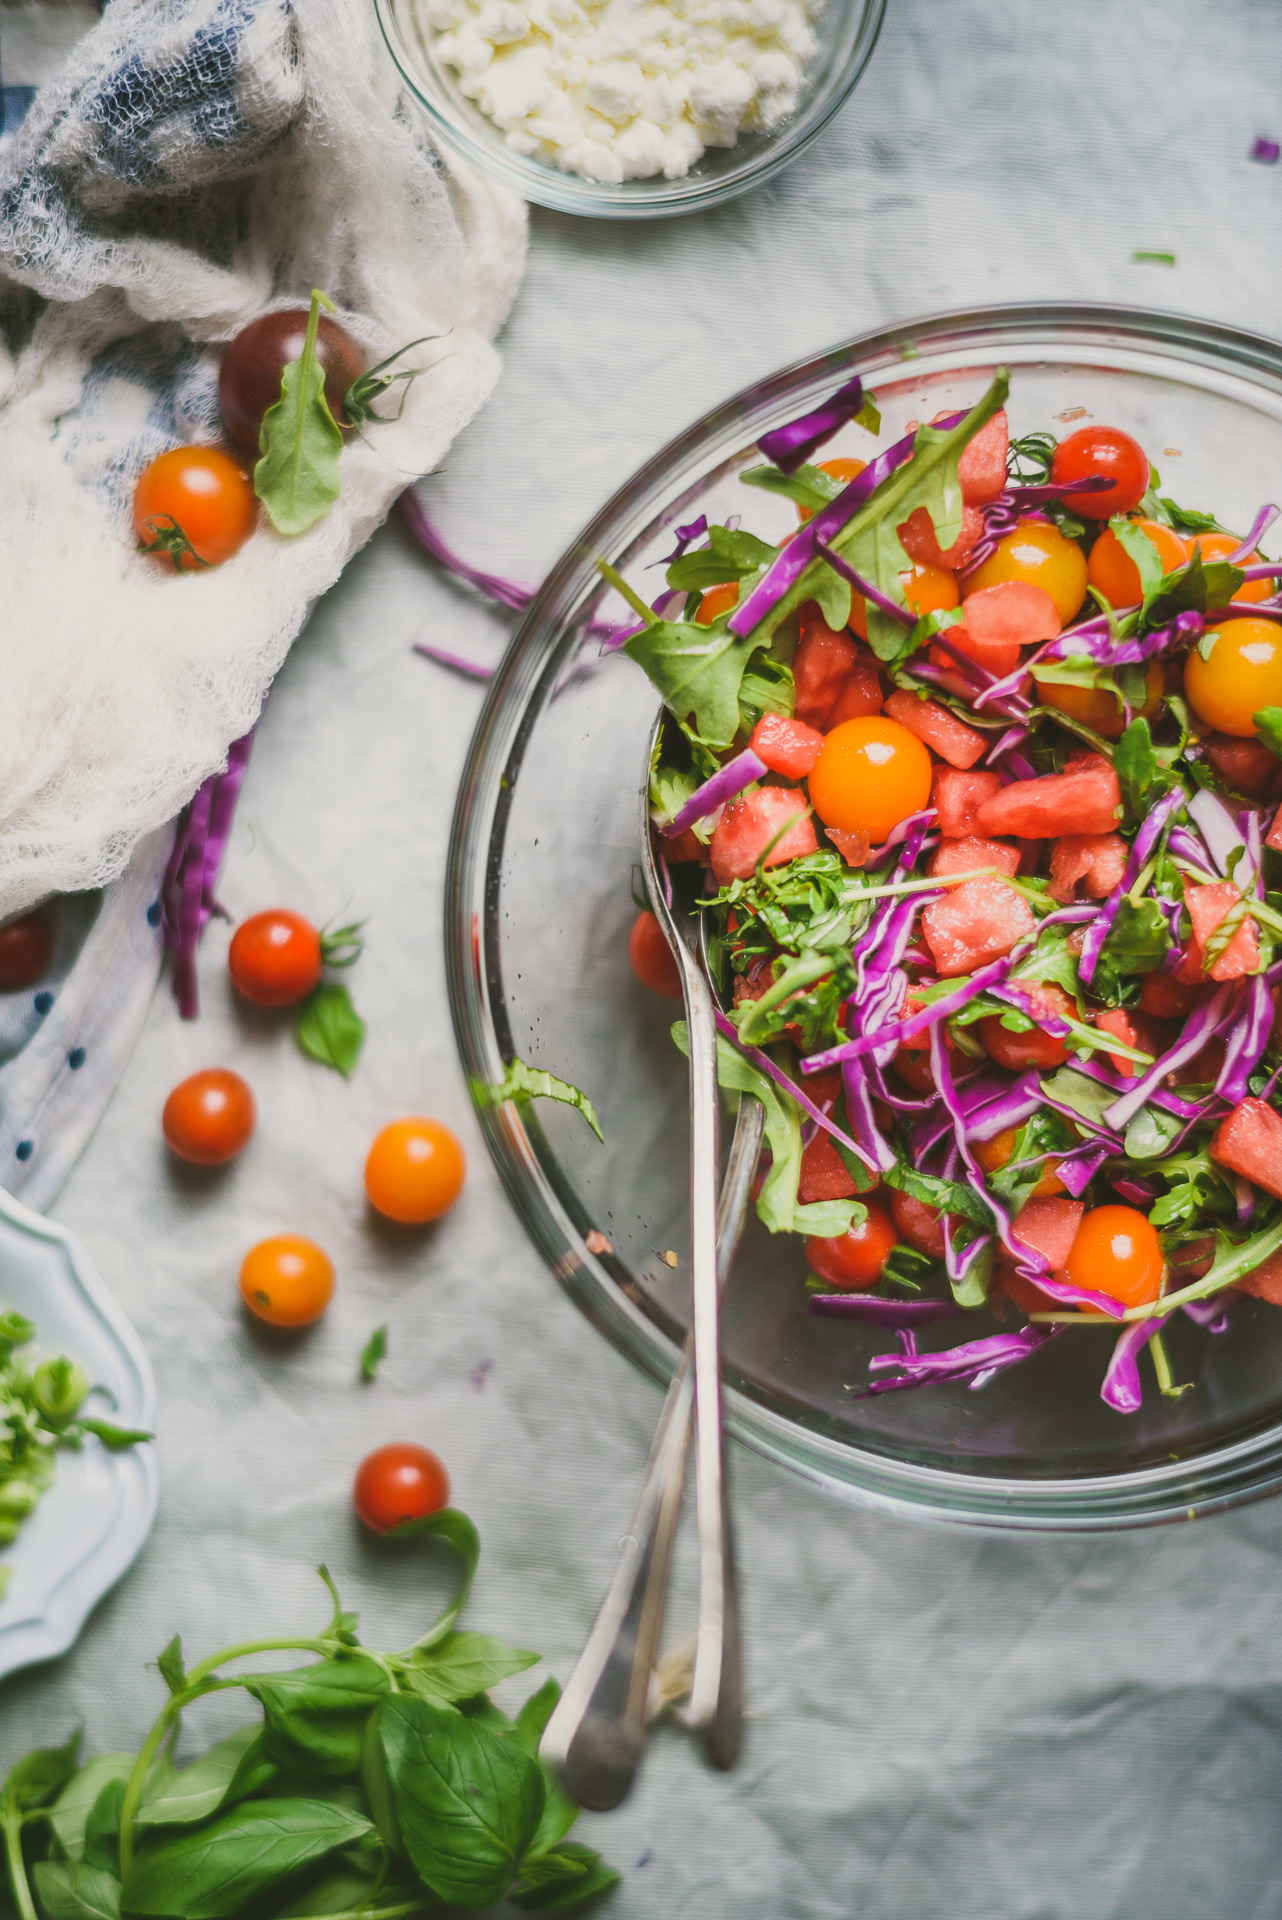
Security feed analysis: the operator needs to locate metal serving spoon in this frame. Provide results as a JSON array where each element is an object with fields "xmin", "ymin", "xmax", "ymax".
[{"xmin": 541, "ymin": 722, "xmax": 758, "ymax": 1808}]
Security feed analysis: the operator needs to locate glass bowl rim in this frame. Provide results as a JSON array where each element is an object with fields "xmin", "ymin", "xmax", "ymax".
[
  {"xmin": 446, "ymin": 299, "xmax": 1282, "ymax": 1532},
  {"xmin": 373, "ymin": 0, "xmax": 889, "ymax": 218}
]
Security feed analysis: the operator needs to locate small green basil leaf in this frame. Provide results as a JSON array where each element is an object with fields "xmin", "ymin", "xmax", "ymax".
[
  {"xmin": 76, "ymin": 1418, "xmax": 152, "ymax": 1450},
  {"xmin": 82, "ymin": 1779, "xmax": 125, "ymax": 1873},
  {"xmin": 139, "ymin": 1727, "xmax": 266, "ymax": 1828},
  {"xmin": 244, "ymin": 1655, "xmax": 391, "ymax": 1778},
  {"xmin": 295, "ymin": 983, "xmax": 365, "ymax": 1078},
  {"xmin": 359, "ymin": 1325, "xmax": 387, "ymax": 1384},
  {"xmin": 157, "ymin": 1636, "xmax": 186, "ymax": 1697},
  {"xmin": 511, "ymin": 1842, "xmax": 621, "ymax": 1912},
  {"xmin": 48, "ymin": 1757, "xmax": 133, "ymax": 1859},
  {"xmin": 403, "ymin": 1631, "xmax": 540, "ymax": 1705},
  {"xmin": 508, "ymin": 1680, "xmax": 579, "ymax": 1854},
  {"xmin": 1, "ymin": 1729, "xmax": 81, "ymax": 1815},
  {"xmin": 32, "ymin": 1861, "xmax": 121, "ymax": 1920},
  {"xmin": 122, "ymin": 1798, "xmax": 372, "ymax": 1919},
  {"xmin": 254, "ymin": 291, "xmax": 344, "ymax": 536},
  {"xmin": 378, "ymin": 1695, "xmax": 544, "ymax": 1911},
  {"xmin": 360, "ymin": 1711, "xmax": 402, "ymax": 1857}
]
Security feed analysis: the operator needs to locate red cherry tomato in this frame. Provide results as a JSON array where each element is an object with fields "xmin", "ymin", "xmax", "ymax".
[
  {"xmin": 133, "ymin": 447, "xmax": 257, "ymax": 570},
  {"xmin": 219, "ymin": 310, "xmax": 365, "ymax": 455},
  {"xmin": 1050, "ymin": 426, "xmax": 1150, "ymax": 520},
  {"xmin": 354, "ymin": 1442, "xmax": 450, "ymax": 1533},
  {"xmin": 162, "ymin": 1068, "xmax": 256, "ymax": 1166},
  {"xmin": 229, "ymin": 910, "xmax": 324, "ymax": 1007},
  {"xmin": 978, "ymin": 983, "xmax": 1074, "ymax": 1072},
  {"xmin": 239, "ymin": 1234, "xmax": 334, "ymax": 1327},
  {"xmin": 974, "ymin": 1128, "xmax": 1066, "ymax": 1198},
  {"xmin": 0, "ymin": 912, "xmax": 53, "ymax": 992},
  {"xmin": 1066, "ymin": 1205, "xmax": 1164, "ymax": 1312},
  {"xmin": 365, "ymin": 1118, "xmax": 466, "ymax": 1224},
  {"xmin": 889, "ymin": 1189, "xmax": 947, "ymax": 1256},
  {"xmin": 629, "ymin": 910, "xmax": 683, "ymax": 998},
  {"xmin": 805, "ymin": 1204, "xmax": 899, "ymax": 1288}
]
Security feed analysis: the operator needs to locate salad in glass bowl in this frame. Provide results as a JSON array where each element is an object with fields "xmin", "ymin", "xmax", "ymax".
[{"xmin": 619, "ymin": 366, "xmax": 1282, "ymax": 1416}]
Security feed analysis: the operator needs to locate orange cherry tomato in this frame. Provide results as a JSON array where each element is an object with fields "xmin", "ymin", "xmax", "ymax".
[
  {"xmin": 1037, "ymin": 658, "xmax": 1164, "ymax": 741},
  {"xmin": 797, "ymin": 456, "xmax": 868, "ymax": 524},
  {"xmin": 973, "ymin": 1127, "xmax": 1066, "ymax": 1198},
  {"xmin": 1050, "ymin": 426, "xmax": 1150, "ymax": 520},
  {"xmin": 239, "ymin": 1234, "xmax": 334, "ymax": 1327},
  {"xmin": 365, "ymin": 1117, "xmax": 466, "ymax": 1225},
  {"xmin": 805, "ymin": 1204, "xmax": 899, "ymax": 1288},
  {"xmin": 1187, "ymin": 531, "xmax": 1274, "ymax": 605},
  {"xmin": 162, "ymin": 1068, "xmax": 255, "ymax": 1166},
  {"xmin": 1065, "ymin": 1205, "xmax": 1164, "ymax": 1312},
  {"xmin": 629, "ymin": 910, "xmax": 682, "ymax": 998},
  {"xmin": 1184, "ymin": 617, "xmax": 1282, "ymax": 737},
  {"xmin": 963, "ymin": 521, "xmax": 1089, "ymax": 626},
  {"xmin": 900, "ymin": 562, "xmax": 960, "ymax": 618},
  {"xmin": 807, "ymin": 716, "xmax": 933, "ymax": 844},
  {"xmin": 695, "ymin": 581, "xmax": 739, "ymax": 626},
  {"xmin": 133, "ymin": 447, "xmax": 257, "ymax": 571},
  {"xmin": 1086, "ymin": 519, "xmax": 1186, "ymax": 607},
  {"xmin": 354, "ymin": 1442, "xmax": 450, "ymax": 1533},
  {"xmin": 229, "ymin": 910, "xmax": 324, "ymax": 1008},
  {"xmin": 0, "ymin": 912, "xmax": 53, "ymax": 992}
]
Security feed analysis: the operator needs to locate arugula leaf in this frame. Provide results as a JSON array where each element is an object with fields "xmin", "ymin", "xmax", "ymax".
[
  {"xmin": 1141, "ymin": 551, "xmax": 1243, "ymax": 627},
  {"xmin": 1255, "ymin": 707, "xmax": 1282, "ymax": 763},
  {"xmin": 359, "ymin": 1325, "xmax": 387, "ymax": 1383},
  {"xmin": 1099, "ymin": 897, "xmax": 1171, "ymax": 979},
  {"xmin": 1123, "ymin": 1106, "xmax": 1183, "ymax": 1160},
  {"xmin": 254, "ymin": 289, "xmax": 344, "ymax": 536},
  {"xmin": 122, "ymin": 1798, "xmax": 372, "ymax": 1919},
  {"xmin": 402, "ymin": 1630, "xmax": 540, "ymax": 1706},
  {"xmin": 1156, "ymin": 497, "xmax": 1222, "ymax": 535},
  {"xmin": 32, "ymin": 1861, "xmax": 121, "ymax": 1920},
  {"xmin": 1113, "ymin": 716, "xmax": 1166, "ymax": 819},
  {"xmin": 624, "ymin": 616, "xmax": 765, "ymax": 751},
  {"xmin": 295, "ymin": 982, "xmax": 365, "ymax": 1078},
  {"xmin": 985, "ymin": 1110, "xmax": 1079, "ymax": 1215},
  {"xmin": 739, "ymin": 462, "xmax": 840, "ymax": 512},
  {"xmin": 882, "ymin": 1161, "xmax": 991, "ymax": 1228},
  {"xmin": 478, "ymin": 1057, "xmax": 603, "ymax": 1143},
  {"xmin": 1108, "ymin": 516, "xmax": 1166, "ymax": 597},
  {"xmin": 1011, "ymin": 925, "xmax": 1084, "ymax": 1002},
  {"xmin": 1039, "ymin": 1067, "xmax": 1120, "ymax": 1130},
  {"xmin": 378, "ymin": 1695, "xmax": 545, "ymax": 1909},
  {"xmin": 665, "ymin": 525, "xmax": 776, "ymax": 592}
]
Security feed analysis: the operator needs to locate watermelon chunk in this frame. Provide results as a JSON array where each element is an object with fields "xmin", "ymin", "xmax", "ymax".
[
  {"xmin": 953, "ymin": 581, "xmax": 1062, "ymax": 679},
  {"xmin": 826, "ymin": 826, "xmax": 871, "ymax": 867},
  {"xmin": 1204, "ymin": 734, "xmax": 1280, "ymax": 799},
  {"xmin": 1048, "ymin": 832, "xmax": 1128, "ymax": 903},
  {"xmin": 828, "ymin": 652, "xmax": 884, "ymax": 725},
  {"xmin": 1268, "ymin": 803, "xmax": 1282, "ymax": 854},
  {"xmin": 975, "ymin": 755, "xmax": 1121, "ymax": 838},
  {"xmin": 929, "ymin": 835, "xmax": 1021, "ymax": 879},
  {"xmin": 798, "ymin": 1134, "xmax": 858, "ymax": 1203},
  {"xmin": 889, "ymin": 1188, "xmax": 947, "ymax": 1255},
  {"xmin": 1011, "ymin": 1196, "xmax": 1085, "ymax": 1273},
  {"xmin": 920, "ymin": 875, "xmax": 1036, "ymax": 978},
  {"xmin": 1178, "ymin": 880, "xmax": 1260, "ymax": 984},
  {"xmin": 793, "ymin": 608, "xmax": 859, "ymax": 730},
  {"xmin": 709, "ymin": 787, "xmax": 818, "ymax": 884},
  {"xmin": 957, "ymin": 409, "xmax": 1009, "ymax": 505},
  {"xmin": 1094, "ymin": 1006, "xmax": 1161, "ymax": 1079},
  {"xmin": 883, "ymin": 690, "xmax": 987, "ymax": 770},
  {"xmin": 1241, "ymin": 1245, "xmax": 1282, "ymax": 1306},
  {"xmin": 1211, "ymin": 1097, "xmax": 1282, "ymax": 1202},
  {"xmin": 897, "ymin": 502, "xmax": 985, "ymax": 571},
  {"xmin": 933, "ymin": 766, "xmax": 1002, "ymax": 838},
  {"xmin": 749, "ymin": 711, "xmax": 824, "ymax": 779}
]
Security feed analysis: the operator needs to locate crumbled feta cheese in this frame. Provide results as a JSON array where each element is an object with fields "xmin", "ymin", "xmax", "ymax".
[{"xmin": 429, "ymin": 0, "xmax": 816, "ymax": 181}]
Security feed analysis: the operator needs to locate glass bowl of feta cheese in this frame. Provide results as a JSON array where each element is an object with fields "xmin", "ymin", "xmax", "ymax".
[{"xmin": 374, "ymin": 0, "xmax": 886, "ymax": 215}]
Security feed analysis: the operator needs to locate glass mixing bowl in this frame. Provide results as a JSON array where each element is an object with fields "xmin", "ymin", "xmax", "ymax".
[
  {"xmin": 446, "ymin": 303, "xmax": 1282, "ymax": 1530},
  {"xmin": 374, "ymin": 0, "xmax": 886, "ymax": 217}
]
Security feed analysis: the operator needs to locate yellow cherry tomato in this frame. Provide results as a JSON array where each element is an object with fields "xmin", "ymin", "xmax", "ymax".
[
  {"xmin": 807, "ymin": 717, "xmax": 933, "ymax": 844},
  {"xmin": 365, "ymin": 1117, "xmax": 466, "ymax": 1225},
  {"xmin": 1184, "ymin": 617, "xmax": 1282, "ymax": 737},
  {"xmin": 695, "ymin": 581, "xmax": 739, "ymax": 626},
  {"xmin": 964, "ymin": 520, "xmax": 1089, "ymax": 626},
  {"xmin": 1187, "ymin": 531, "xmax": 1274, "ymax": 605},
  {"xmin": 1086, "ymin": 519, "xmax": 1187, "ymax": 608},
  {"xmin": 900, "ymin": 562, "xmax": 959, "ymax": 618},
  {"xmin": 1037, "ymin": 658, "xmax": 1164, "ymax": 741},
  {"xmin": 1066, "ymin": 1206, "xmax": 1164, "ymax": 1313},
  {"xmin": 239, "ymin": 1235, "xmax": 334, "ymax": 1328}
]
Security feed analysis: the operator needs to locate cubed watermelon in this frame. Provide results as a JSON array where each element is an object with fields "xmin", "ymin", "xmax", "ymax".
[
  {"xmin": 825, "ymin": 825, "xmax": 871, "ymax": 867},
  {"xmin": 798, "ymin": 1134, "xmax": 858, "ymax": 1203},
  {"xmin": 920, "ymin": 875, "xmax": 1037, "ymax": 977},
  {"xmin": 1139, "ymin": 972, "xmax": 1203, "ymax": 1019},
  {"xmin": 1094, "ymin": 1006, "xmax": 1161, "ymax": 1079},
  {"xmin": 793, "ymin": 608, "xmax": 859, "ymax": 730},
  {"xmin": 749, "ymin": 711, "xmax": 824, "ymax": 779},
  {"xmin": 889, "ymin": 1188, "xmax": 947, "ymax": 1254},
  {"xmin": 1011, "ymin": 1195, "xmax": 1085, "ymax": 1272},
  {"xmin": 1179, "ymin": 880, "xmax": 1260, "ymax": 984},
  {"xmin": 933, "ymin": 766, "xmax": 1002, "ymax": 838},
  {"xmin": 1204, "ymin": 734, "xmax": 1280, "ymax": 799},
  {"xmin": 883, "ymin": 690, "xmax": 987, "ymax": 770},
  {"xmin": 928, "ymin": 835, "xmax": 1021, "ymax": 879},
  {"xmin": 1211, "ymin": 1097, "xmax": 1282, "ymax": 1202},
  {"xmin": 1268, "ymin": 803, "xmax": 1282, "ymax": 854},
  {"xmin": 828, "ymin": 652, "xmax": 884, "ymax": 725},
  {"xmin": 958, "ymin": 579, "xmax": 1062, "ymax": 665},
  {"xmin": 897, "ymin": 502, "xmax": 985, "ymax": 571},
  {"xmin": 975, "ymin": 755, "xmax": 1122, "ymax": 838},
  {"xmin": 1048, "ymin": 832, "xmax": 1129, "ymax": 902},
  {"xmin": 1240, "ymin": 1245, "xmax": 1282, "ymax": 1305},
  {"xmin": 957, "ymin": 409, "xmax": 1010, "ymax": 505},
  {"xmin": 710, "ymin": 787, "xmax": 818, "ymax": 884}
]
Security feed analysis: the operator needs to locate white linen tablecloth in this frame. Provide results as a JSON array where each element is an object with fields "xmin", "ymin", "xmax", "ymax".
[{"xmin": 5, "ymin": 2, "xmax": 1282, "ymax": 1914}]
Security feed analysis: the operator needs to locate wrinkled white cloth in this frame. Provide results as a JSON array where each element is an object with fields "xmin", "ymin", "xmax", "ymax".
[
  {"xmin": 5, "ymin": 4, "xmax": 1282, "ymax": 1920},
  {"xmin": 0, "ymin": 0, "xmax": 525, "ymax": 920}
]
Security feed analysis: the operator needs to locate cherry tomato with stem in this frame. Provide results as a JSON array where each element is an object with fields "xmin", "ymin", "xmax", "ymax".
[
  {"xmin": 240, "ymin": 1234, "xmax": 334, "ymax": 1327},
  {"xmin": 1066, "ymin": 1205, "xmax": 1164, "ymax": 1312},
  {"xmin": 0, "ymin": 912, "xmax": 53, "ymax": 992},
  {"xmin": 163, "ymin": 1068, "xmax": 256, "ymax": 1166},
  {"xmin": 228, "ymin": 910, "xmax": 361, "ymax": 1007},
  {"xmin": 220, "ymin": 309, "xmax": 365, "ymax": 456},
  {"xmin": 805, "ymin": 1204, "xmax": 899, "ymax": 1289},
  {"xmin": 1050, "ymin": 425, "xmax": 1150, "ymax": 520},
  {"xmin": 134, "ymin": 447, "xmax": 257, "ymax": 571},
  {"xmin": 365, "ymin": 1117, "xmax": 466, "ymax": 1224},
  {"xmin": 629, "ymin": 910, "xmax": 683, "ymax": 998},
  {"xmin": 354, "ymin": 1442, "xmax": 450, "ymax": 1533}
]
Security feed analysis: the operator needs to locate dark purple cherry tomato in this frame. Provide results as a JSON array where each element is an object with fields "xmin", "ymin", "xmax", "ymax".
[
  {"xmin": 219, "ymin": 311, "xmax": 365, "ymax": 456},
  {"xmin": 0, "ymin": 912, "xmax": 53, "ymax": 992}
]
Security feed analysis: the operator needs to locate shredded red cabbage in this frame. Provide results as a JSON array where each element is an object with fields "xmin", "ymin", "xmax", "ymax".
[
  {"xmin": 711, "ymin": 1007, "xmax": 876, "ymax": 1169},
  {"xmin": 661, "ymin": 515, "xmax": 709, "ymax": 563},
  {"xmin": 659, "ymin": 749, "xmax": 767, "ymax": 837},
  {"xmin": 1183, "ymin": 1293, "xmax": 1237, "ymax": 1332},
  {"xmin": 1216, "ymin": 974, "xmax": 1274, "ymax": 1104},
  {"xmin": 1230, "ymin": 505, "xmax": 1280, "ymax": 558},
  {"xmin": 400, "ymin": 490, "xmax": 533, "ymax": 613},
  {"xmin": 161, "ymin": 730, "xmax": 255, "ymax": 1020},
  {"xmin": 804, "ymin": 954, "xmax": 1012, "ymax": 1071},
  {"xmin": 812, "ymin": 539, "xmax": 915, "ymax": 627},
  {"xmin": 1101, "ymin": 1315, "xmax": 1167, "ymax": 1413},
  {"xmin": 1078, "ymin": 785, "xmax": 1183, "ymax": 986},
  {"xmin": 863, "ymin": 1322, "xmax": 1059, "ymax": 1395},
  {"xmin": 1251, "ymin": 136, "xmax": 1281, "ymax": 163},
  {"xmin": 756, "ymin": 373, "xmax": 866, "ymax": 476},
  {"xmin": 412, "ymin": 640, "xmax": 496, "ymax": 680},
  {"xmin": 808, "ymin": 1293, "xmax": 962, "ymax": 1328},
  {"xmin": 1103, "ymin": 985, "xmax": 1235, "ymax": 1129}
]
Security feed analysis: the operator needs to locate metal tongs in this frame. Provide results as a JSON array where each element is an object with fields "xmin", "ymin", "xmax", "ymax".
[{"xmin": 542, "ymin": 720, "xmax": 760, "ymax": 1809}]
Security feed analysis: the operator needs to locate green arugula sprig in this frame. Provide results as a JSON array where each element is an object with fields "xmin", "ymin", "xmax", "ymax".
[
  {"xmin": 477, "ymin": 1058, "xmax": 603, "ymax": 1142},
  {"xmin": 0, "ymin": 1516, "xmax": 618, "ymax": 1920}
]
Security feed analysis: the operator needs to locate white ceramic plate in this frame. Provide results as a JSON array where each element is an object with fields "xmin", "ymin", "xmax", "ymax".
[{"xmin": 0, "ymin": 1188, "xmax": 157, "ymax": 1679}]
